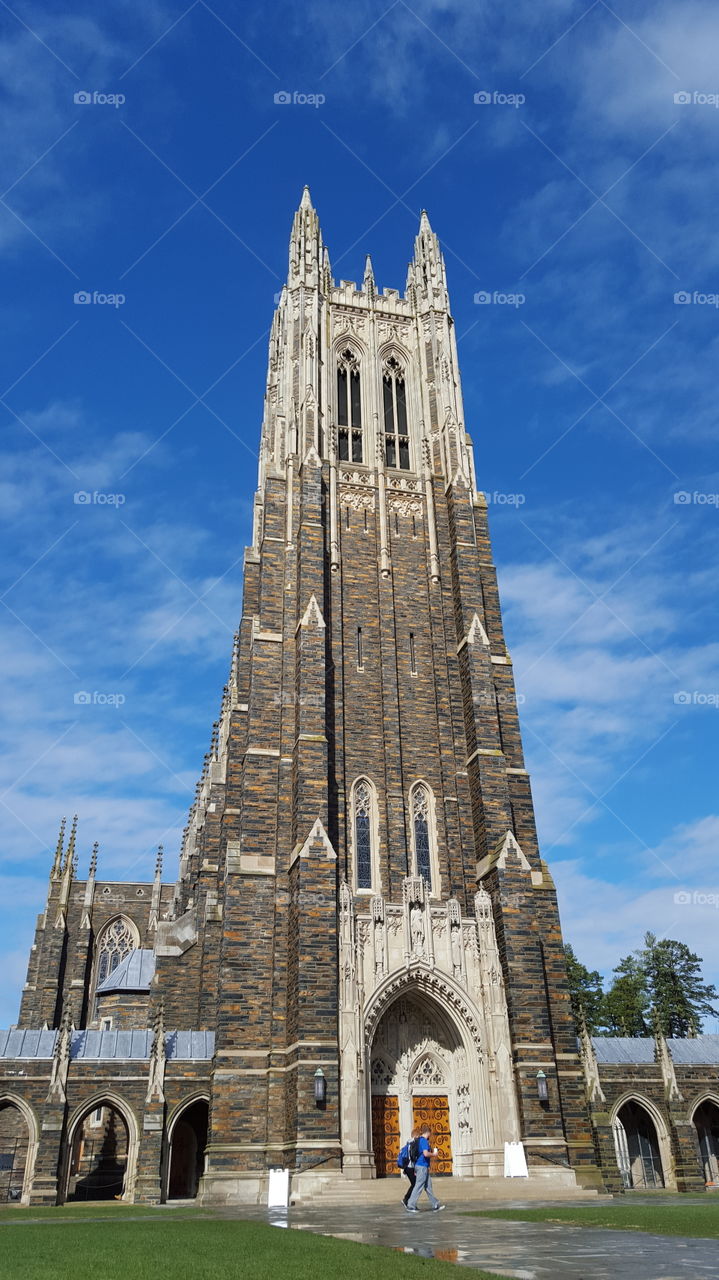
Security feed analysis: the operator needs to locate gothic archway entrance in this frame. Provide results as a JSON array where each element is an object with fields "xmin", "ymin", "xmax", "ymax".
[
  {"xmin": 369, "ymin": 990, "xmax": 470, "ymax": 1178},
  {"xmin": 66, "ymin": 1102, "xmax": 130, "ymax": 1201},
  {"xmin": 693, "ymin": 1100, "xmax": 719, "ymax": 1185},
  {"xmin": 167, "ymin": 1100, "xmax": 209, "ymax": 1199},
  {"xmin": 613, "ymin": 1100, "xmax": 665, "ymax": 1189}
]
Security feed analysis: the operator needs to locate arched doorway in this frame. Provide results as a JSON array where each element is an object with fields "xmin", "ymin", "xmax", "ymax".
[
  {"xmin": 167, "ymin": 1100, "xmax": 208, "ymax": 1199},
  {"xmin": 0, "ymin": 1099, "xmax": 35, "ymax": 1204},
  {"xmin": 65, "ymin": 1102, "xmax": 131, "ymax": 1202},
  {"xmin": 370, "ymin": 991, "xmax": 469, "ymax": 1178},
  {"xmin": 613, "ymin": 1100, "xmax": 665, "ymax": 1189},
  {"xmin": 693, "ymin": 1100, "xmax": 719, "ymax": 1185}
]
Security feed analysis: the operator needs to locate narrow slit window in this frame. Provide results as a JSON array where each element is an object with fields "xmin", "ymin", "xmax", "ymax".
[
  {"xmin": 357, "ymin": 626, "xmax": 363, "ymax": 669},
  {"xmin": 410, "ymin": 632, "xmax": 417, "ymax": 674}
]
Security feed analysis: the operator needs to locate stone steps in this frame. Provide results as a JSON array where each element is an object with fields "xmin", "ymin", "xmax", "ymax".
[{"xmin": 290, "ymin": 1176, "xmax": 606, "ymax": 1205}]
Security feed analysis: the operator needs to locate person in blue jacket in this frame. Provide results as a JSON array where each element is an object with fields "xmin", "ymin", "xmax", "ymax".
[{"xmin": 405, "ymin": 1125, "xmax": 446, "ymax": 1212}]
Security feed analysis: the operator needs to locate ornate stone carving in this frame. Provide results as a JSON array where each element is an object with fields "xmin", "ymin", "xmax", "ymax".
[{"xmin": 339, "ymin": 487, "xmax": 375, "ymax": 511}]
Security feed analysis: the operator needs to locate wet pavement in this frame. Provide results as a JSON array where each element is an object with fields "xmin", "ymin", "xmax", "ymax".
[{"xmin": 244, "ymin": 1198, "xmax": 719, "ymax": 1280}]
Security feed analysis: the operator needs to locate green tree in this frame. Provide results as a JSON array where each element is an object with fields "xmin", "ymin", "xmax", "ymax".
[
  {"xmin": 563, "ymin": 944, "xmax": 605, "ymax": 1034},
  {"xmin": 640, "ymin": 932, "xmax": 719, "ymax": 1038},
  {"xmin": 602, "ymin": 953, "xmax": 650, "ymax": 1036}
]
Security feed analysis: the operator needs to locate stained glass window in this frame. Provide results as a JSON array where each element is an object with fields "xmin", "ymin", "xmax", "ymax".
[
  {"xmin": 413, "ymin": 785, "xmax": 432, "ymax": 889},
  {"xmin": 354, "ymin": 779, "xmax": 373, "ymax": 889}
]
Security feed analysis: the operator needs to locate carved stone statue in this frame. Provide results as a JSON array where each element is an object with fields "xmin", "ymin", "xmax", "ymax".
[{"xmin": 410, "ymin": 904, "xmax": 424, "ymax": 956}]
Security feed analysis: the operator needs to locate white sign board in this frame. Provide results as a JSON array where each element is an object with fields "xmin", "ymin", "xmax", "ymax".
[
  {"xmin": 268, "ymin": 1166, "xmax": 290, "ymax": 1207},
  {"xmin": 504, "ymin": 1140, "xmax": 529, "ymax": 1178}
]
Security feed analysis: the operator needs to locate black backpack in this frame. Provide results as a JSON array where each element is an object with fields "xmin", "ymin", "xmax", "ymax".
[{"xmin": 408, "ymin": 1136, "xmax": 421, "ymax": 1165}]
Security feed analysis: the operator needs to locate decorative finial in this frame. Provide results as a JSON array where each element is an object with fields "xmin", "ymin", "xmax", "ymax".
[
  {"xmin": 88, "ymin": 842, "xmax": 98, "ymax": 878},
  {"xmin": 300, "ymin": 184, "xmax": 313, "ymax": 209},
  {"xmin": 155, "ymin": 844, "xmax": 164, "ymax": 878},
  {"xmin": 63, "ymin": 815, "xmax": 78, "ymax": 875},
  {"xmin": 51, "ymin": 816, "xmax": 66, "ymax": 880}
]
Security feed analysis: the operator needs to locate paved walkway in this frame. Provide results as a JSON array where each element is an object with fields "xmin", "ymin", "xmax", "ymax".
[{"xmin": 253, "ymin": 1199, "xmax": 719, "ymax": 1280}]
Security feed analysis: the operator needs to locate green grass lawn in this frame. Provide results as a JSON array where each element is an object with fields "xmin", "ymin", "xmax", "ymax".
[
  {"xmin": 0, "ymin": 1216, "xmax": 503, "ymax": 1280},
  {"xmin": 468, "ymin": 1202, "xmax": 719, "ymax": 1239}
]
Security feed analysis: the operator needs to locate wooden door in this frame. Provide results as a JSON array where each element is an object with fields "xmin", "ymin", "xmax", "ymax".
[
  {"xmin": 412, "ymin": 1095, "xmax": 453, "ymax": 1175},
  {"xmin": 371, "ymin": 1095, "xmax": 400, "ymax": 1177}
]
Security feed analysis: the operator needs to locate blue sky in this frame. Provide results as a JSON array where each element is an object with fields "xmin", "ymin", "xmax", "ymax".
[{"xmin": 1, "ymin": 0, "xmax": 718, "ymax": 1027}]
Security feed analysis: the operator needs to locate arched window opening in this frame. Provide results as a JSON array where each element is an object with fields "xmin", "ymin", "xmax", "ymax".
[
  {"xmin": 67, "ymin": 1103, "xmax": 129, "ymax": 1201},
  {"xmin": 168, "ymin": 1100, "xmax": 209, "ymax": 1200},
  {"xmin": 96, "ymin": 917, "xmax": 137, "ymax": 988},
  {"xmin": 337, "ymin": 348, "xmax": 363, "ymax": 462},
  {"xmin": 613, "ymin": 1101, "xmax": 665, "ymax": 1190},
  {"xmin": 382, "ymin": 356, "xmax": 410, "ymax": 470},
  {"xmin": 353, "ymin": 778, "xmax": 374, "ymax": 890},
  {"xmin": 411, "ymin": 783, "xmax": 434, "ymax": 890}
]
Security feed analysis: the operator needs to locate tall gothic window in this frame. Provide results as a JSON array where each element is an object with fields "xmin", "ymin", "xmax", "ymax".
[
  {"xmin": 337, "ymin": 348, "xmax": 363, "ymax": 462},
  {"xmin": 411, "ymin": 783, "xmax": 436, "ymax": 891},
  {"xmin": 95, "ymin": 916, "xmax": 137, "ymax": 987},
  {"xmin": 382, "ymin": 355, "xmax": 410, "ymax": 470},
  {"xmin": 352, "ymin": 777, "xmax": 376, "ymax": 890}
]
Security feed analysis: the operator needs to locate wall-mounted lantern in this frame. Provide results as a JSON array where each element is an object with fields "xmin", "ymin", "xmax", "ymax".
[
  {"xmin": 314, "ymin": 1068, "xmax": 327, "ymax": 1107},
  {"xmin": 536, "ymin": 1070, "xmax": 549, "ymax": 1104}
]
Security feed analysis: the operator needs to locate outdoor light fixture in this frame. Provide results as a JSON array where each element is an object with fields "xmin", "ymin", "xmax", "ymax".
[
  {"xmin": 314, "ymin": 1068, "xmax": 327, "ymax": 1107},
  {"xmin": 536, "ymin": 1070, "xmax": 549, "ymax": 1104}
]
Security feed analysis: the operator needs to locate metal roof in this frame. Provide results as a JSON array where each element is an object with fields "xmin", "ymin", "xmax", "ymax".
[
  {"xmin": 591, "ymin": 1034, "xmax": 719, "ymax": 1065},
  {"xmin": 0, "ymin": 1028, "xmax": 215, "ymax": 1061},
  {"xmin": 96, "ymin": 949, "xmax": 156, "ymax": 994},
  {"xmin": 0, "ymin": 1029, "xmax": 57, "ymax": 1059}
]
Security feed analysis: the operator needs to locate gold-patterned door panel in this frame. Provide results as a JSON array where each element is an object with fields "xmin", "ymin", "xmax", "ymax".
[
  {"xmin": 412, "ymin": 1094, "xmax": 453, "ymax": 1175},
  {"xmin": 372, "ymin": 1095, "xmax": 401, "ymax": 1177}
]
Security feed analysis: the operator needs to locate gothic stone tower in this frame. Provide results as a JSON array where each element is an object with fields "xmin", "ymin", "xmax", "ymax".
[{"xmin": 171, "ymin": 187, "xmax": 602, "ymax": 1199}]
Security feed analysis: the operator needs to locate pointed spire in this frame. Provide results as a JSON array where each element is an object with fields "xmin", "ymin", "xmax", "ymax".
[
  {"xmin": 154, "ymin": 844, "xmax": 164, "ymax": 878},
  {"xmin": 63, "ymin": 815, "xmax": 78, "ymax": 876},
  {"xmin": 363, "ymin": 253, "xmax": 375, "ymax": 296},
  {"xmin": 88, "ymin": 842, "xmax": 98, "ymax": 878},
  {"xmin": 410, "ymin": 208, "xmax": 448, "ymax": 309},
  {"xmin": 51, "ymin": 817, "xmax": 66, "ymax": 881},
  {"xmin": 288, "ymin": 186, "xmax": 324, "ymax": 287}
]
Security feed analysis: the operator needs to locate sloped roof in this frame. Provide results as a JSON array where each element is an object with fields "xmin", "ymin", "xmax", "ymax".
[
  {"xmin": 95, "ymin": 948, "xmax": 156, "ymax": 994},
  {"xmin": 591, "ymin": 1034, "xmax": 719, "ymax": 1065},
  {"xmin": 0, "ymin": 1028, "xmax": 215, "ymax": 1061}
]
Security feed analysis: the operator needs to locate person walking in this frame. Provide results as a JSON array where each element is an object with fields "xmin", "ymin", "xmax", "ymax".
[
  {"xmin": 397, "ymin": 1127, "xmax": 419, "ymax": 1206},
  {"xmin": 405, "ymin": 1124, "xmax": 446, "ymax": 1212}
]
